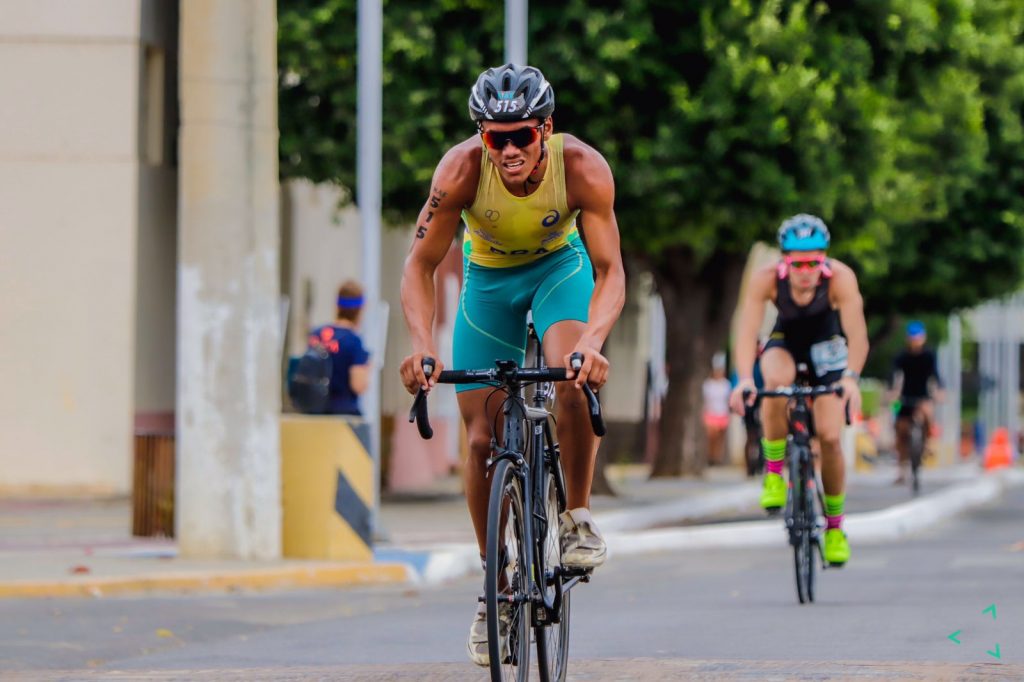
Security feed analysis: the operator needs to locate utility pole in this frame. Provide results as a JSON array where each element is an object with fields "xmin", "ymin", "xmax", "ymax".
[
  {"xmin": 358, "ymin": 0, "xmax": 384, "ymax": 525},
  {"xmin": 505, "ymin": 0, "xmax": 527, "ymax": 65}
]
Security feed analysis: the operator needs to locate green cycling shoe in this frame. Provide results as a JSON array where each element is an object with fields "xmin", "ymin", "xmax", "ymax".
[
  {"xmin": 824, "ymin": 528, "xmax": 850, "ymax": 566},
  {"xmin": 760, "ymin": 472, "xmax": 787, "ymax": 510}
]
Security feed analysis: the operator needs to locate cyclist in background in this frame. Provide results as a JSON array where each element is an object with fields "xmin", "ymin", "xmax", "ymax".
[
  {"xmin": 890, "ymin": 321, "xmax": 945, "ymax": 484},
  {"xmin": 729, "ymin": 215, "xmax": 869, "ymax": 566}
]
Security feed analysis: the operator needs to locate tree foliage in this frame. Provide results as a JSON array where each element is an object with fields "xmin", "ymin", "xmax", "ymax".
[
  {"xmin": 279, "ymin": 0, "xmax": 504, "ymax": 222},
  {"xmin": 279, "ymin": 0, "xmax": 1024, "ymax": 474},
  {"xmin": 280, "ymin": 0, "xmax": 1024, "ymax": 318}
]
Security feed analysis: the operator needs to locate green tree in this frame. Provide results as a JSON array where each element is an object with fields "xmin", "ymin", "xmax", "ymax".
[
  {"xmin": 278, "ymin": 0, "xmax": 1024, "ymax": 477},
  {"xmin": 279, "ymin": 0, "xmax": 504, "ymax": 222}
]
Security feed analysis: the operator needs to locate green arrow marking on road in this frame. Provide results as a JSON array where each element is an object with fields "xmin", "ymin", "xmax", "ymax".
[
  {"xmin": 983, "ymin": 603, "xmax": 997, "ymax": 620},
  {"xmin": 948, "ymin": 630, "xmax": 962, "ymax": 645},
  {"xmin": 987, "ymin": 643, "xmax": 1001, "ymax": 660}
]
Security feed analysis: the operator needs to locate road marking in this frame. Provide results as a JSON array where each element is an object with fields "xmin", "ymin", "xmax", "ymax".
[
  {"xmin": 983, "ymin": 603, "xmax": 997, "ymax": 620},
  {"xmin": 948, "ymin": 630, "xmax": 962, "ymax": 645},
  {"xmin": 987, "ymin": 643, "xmax": 1002, "ymax": 660}
]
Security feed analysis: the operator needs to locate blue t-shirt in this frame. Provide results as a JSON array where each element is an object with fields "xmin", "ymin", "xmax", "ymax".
[{"xmin": 309, "ymin": 325, "xmax": 370, "ymax": 416}]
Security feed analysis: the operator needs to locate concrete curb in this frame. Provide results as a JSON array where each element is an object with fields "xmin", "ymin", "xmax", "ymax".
[
  {"xmin": 0, "ymin": 562, "xmax": 413, "ymax": 599},
  {"xmin": 415, "ymin": 481, "xmax": 763, "ymax": 585},
  {"xmin": 415, "ymin": 468, "xmax": 1024, "ymax": 585},
  {"xmin": 598, "ymin": 482, "xmax": 761, "ymax": 532}
]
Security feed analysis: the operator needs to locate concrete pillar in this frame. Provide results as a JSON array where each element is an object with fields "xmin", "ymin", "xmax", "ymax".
[{"xmin": 176, "ymin": 0, "xmax": 281, "ymax": 559}]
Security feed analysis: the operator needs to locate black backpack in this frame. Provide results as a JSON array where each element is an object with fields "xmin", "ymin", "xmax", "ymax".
[{"xmin": 289, "ymin": 345, "xmax": 333, "ymax": 414}]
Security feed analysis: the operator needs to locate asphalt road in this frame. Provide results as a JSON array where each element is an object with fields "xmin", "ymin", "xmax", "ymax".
[{"xmin": 2, "ymin": 485, "xmax": 1022, "ymax": 680}]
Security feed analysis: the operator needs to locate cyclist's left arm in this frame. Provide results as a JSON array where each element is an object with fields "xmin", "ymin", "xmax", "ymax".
[
  {"xmin": 564, "ymin": 137, "xmax": 626, "ymax": 389},
  {"xmin": 830, "ymin": 260, "xmax": 869, "ymax": 414}
]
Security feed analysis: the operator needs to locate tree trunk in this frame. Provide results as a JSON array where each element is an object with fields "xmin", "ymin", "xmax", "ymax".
[{"xmin": 649, "ymin": 249, "xmax": 747, "ymax": 478}]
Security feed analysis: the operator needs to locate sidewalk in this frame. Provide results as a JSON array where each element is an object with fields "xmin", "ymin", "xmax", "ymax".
[
  {"xmin": 0, "ymin": 499, "xmax": 409, "ymax": 598},
  {"xmin": 0, "ymin": 462, "xmax": 1017, "ymax": 598},
  {"xmin": 378, "ymin": 460, "xmax": 983, "ymax": 543},
  {"xmin": 377, "ymin": 464, "xmax": 765, "ymax": 547}
]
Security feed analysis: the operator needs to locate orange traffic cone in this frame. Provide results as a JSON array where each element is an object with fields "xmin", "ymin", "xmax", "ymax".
[{"xmin": 983, "ymin": 427, "xmax": 1013, "ymax": 470}]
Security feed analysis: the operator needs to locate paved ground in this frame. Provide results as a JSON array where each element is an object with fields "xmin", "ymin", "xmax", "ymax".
[{"xmin": 2, "ymin": 475, "xmax": 1021, "ymax": 679}]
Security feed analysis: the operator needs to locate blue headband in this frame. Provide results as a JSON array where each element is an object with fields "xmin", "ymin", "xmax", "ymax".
[{"xmin": 337, "ymin": 296, "xmax": 364, "ymax": 308}]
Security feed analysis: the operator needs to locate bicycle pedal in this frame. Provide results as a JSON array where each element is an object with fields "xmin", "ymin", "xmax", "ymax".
[
  {"xmin": 764, "ymin": 506, "xmax": 783, "ymax": 516},
  {"xmin": 560, "ymin": 566, "xmax": 593, "ymax": 578}
]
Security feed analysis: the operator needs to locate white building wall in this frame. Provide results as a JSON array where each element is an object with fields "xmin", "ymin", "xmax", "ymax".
[{"xmin": 0, "ymin": 2, "xmax": 155, "ymax": 494}]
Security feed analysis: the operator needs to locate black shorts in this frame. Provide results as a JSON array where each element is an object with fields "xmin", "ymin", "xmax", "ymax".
[
  {"xmin": 763, "ymin": 333, "xmax": 846, "ymax": 387},
  {"xmin": 897, "ymin": 396, "xmax": 928, "ymax": 420}
]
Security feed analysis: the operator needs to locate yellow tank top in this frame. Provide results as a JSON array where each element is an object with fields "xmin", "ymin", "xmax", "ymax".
[{"xmin": 462, "ymin": 134, "xmax": 580, "ymax": 268}]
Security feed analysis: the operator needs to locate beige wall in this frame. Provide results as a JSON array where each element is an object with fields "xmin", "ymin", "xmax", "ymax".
[{"xmin": 0, "ymin": 1, "xmax": 174, "ymax": 494}]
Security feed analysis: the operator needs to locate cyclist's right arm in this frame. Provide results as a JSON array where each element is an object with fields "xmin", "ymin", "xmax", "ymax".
[
  {"xmin": 730, "ymin": 266, "xmax": 773, "ymax": 414},
  {"xmin": 399, "ymin": 140, "xmax": 480, "ymax": 394}
]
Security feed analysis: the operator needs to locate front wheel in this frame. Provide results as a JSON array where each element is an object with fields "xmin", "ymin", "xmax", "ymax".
[
  {"xmin": 789, "ymin": 448, "xmax": 815, "ymax": 604},
  {"xmin": 534, "ymin": 473, "xmax": 570, "ymax": 682},
  {"xmin": 909, "ymin": 422, "xmax": 924, "ymax": 496},
  {"xmin": 485, "ymin": 459, "xmax": 531, "ymax": 681}
]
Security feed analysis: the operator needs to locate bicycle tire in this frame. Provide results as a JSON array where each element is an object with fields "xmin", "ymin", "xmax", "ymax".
[
  {"xmin": 909, "ymin": 422, "xmax": 924, "ymax": 496},
  {"xmin": 793, "ymin": 504, "xmax": 810, "ymax": 603},
  {"xmin": 485, "ymin": 458, "xmax": 531, "ymax": 682},
  {"xmin": 534, "ymin": 474, "xmax": 570, "ymax": 682},
  {"xmin": 804, "ymin": 469, "xmax": 817, "ymax": 603},
  {"xmin": 789, "ymin": 447, "xmax": 812, "ymax": 604}
]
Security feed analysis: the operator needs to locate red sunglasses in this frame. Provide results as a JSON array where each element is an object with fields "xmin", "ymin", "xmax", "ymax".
[
  {"xmin": 785, "ymin": 256, "xmax": 823, "ymax": 271},
  {"xmin": 480, "ymin": 124, "xmax": 543, "ymax": 151}
]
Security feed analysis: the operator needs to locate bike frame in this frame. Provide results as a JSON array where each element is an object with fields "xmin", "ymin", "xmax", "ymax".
[
  {"xmin": 782, "ymin": 395, "xmax": 827, "ymax": 563},
  {"xmin": 488, "ymin": 326, "xmax": 577, "ymax": 623}
]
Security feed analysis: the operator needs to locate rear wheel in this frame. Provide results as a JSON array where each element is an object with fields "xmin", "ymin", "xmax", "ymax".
[
  {"xmin": 485, "ymin": 459, "xmax": 531, "ymax": 681},
  {"xmin": 534, "ymin": 473, "xmax": 570, "ymax": 682}
]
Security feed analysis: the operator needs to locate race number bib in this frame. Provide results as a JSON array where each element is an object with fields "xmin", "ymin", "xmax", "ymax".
[{"xmin": 809, "ymin": 337, "xmax": 848, "ymax": 377}]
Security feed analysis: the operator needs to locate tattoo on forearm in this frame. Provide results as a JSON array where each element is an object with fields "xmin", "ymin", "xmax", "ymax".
[
  {"xmin": 429, "ymin": 186, "xmax": 448, "ymax": 209},
  {"xmin": 426, "ymin": 211, "xmax": 434, "ymax": 223},
  {"xmin": 416, "ymin": 225, "xmax": 428, "ymax": 239}
]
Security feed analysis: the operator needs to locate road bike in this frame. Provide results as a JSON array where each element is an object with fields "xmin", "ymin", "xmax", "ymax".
[
  {"xmin": 902, "ymin": 398, "xmax": 928, "ymax": 496},
  {"xmin": 747, "ymin": 382, "xmax": 844, "ymax": 604},
  {"xmin": 410, "ymin": 330, "xmax": 605, "ymax": 681}
]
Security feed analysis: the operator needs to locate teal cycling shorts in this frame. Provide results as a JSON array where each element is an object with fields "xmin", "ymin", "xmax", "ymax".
[{"xmin": 453, "ymin": 233, "xmax": 594, "ymax": 392}]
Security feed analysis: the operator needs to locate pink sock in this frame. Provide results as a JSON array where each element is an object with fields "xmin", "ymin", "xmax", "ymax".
[
  {"xmin": 766, "ymin": 459, "xmax": 784, "ymax": 475},
  {"xmin": 826, "ymin": 514, "xmax": 843, "ymax": 530}
]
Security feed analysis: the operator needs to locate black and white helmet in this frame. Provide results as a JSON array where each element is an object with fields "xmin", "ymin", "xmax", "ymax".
[{"xmin": 468, "ymin": 63, "xmax": 555, "ymax": 123}]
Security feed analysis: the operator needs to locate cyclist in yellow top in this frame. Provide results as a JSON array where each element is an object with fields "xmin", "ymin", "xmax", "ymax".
[{"xmin": 399, "ymin": 64, "xmax": 626, "ymax": 666}]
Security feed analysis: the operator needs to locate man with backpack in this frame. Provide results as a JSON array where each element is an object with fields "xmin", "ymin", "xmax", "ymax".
[{"xmin": 290, "ymin": 280, "xmax": 371, "ymax": 415}]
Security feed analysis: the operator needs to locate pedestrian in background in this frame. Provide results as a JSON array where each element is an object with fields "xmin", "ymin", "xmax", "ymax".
[
  {"xmin": 703, "ymin": 352, "xmax": 732, "ymax": 466},
  {"xmin": 304, "ymin": 280, "xmax": 371, "ymax": 416}
]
